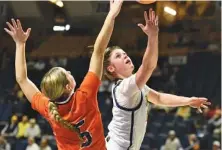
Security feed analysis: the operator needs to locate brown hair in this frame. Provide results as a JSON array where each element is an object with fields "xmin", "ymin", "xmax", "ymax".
[
  {"xmin": 40, "ymin": 67, "xmax": 83, "ymax": 143},
  {"xmin": 103, "ymin": 46, "xmax": 121, "ymax": 81}
]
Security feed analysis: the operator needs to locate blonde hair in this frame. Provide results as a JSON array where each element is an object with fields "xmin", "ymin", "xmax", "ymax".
[
  {"xmin": 41, "ymin": 67, "xmax": 69, "ymax": 101},
  {"xmin": 103, "ymin": 46, "xmax": 121, "ymax": 81},
  {"xmin": 40, "ymin": 67, "xmax": 83, "ymax": 143}
]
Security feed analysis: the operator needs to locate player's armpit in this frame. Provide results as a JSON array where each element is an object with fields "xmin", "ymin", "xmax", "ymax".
[
  {"xmin": 31, "ymin": 92, "xmax": 49, "ymax": 118},
  {"xmin": 145, "ymin": 88, "xmax": 160, "ymax": 105}
]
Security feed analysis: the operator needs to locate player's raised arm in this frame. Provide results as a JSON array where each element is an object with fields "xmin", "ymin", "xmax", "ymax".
[
  {"xmin": 147, "ymin": 88, "xmax": 211, "ymax": 113},
  {"xmin": 4, "ymin": 19, "xmax": 40, "ymax": 103},
  {"xmin": 89, "ymin": 0, "xmax": 123, "ymax": 79},
  {"xmin": 136, "ymin": 8, "xmax": 159, "ymax": 89}
]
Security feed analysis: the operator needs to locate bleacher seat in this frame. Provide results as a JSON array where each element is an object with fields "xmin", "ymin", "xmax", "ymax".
[
  {"xmin": 179, "ymin": 135, "xmax": 190, "ymax": 148},
  {"xmin": 0, "ymin": 104, "xmax": 12, "ymax": 121},
  {"xmin": 15, "ymin": 139, "xmax": 28, "ymax": 150},
  {"xmin": 157, "ymin": 133, "xmax": 168, "ymax": 149},
  {"xmin": 0, "ymin": 104, "xmax": 4, "ymax": 119}
]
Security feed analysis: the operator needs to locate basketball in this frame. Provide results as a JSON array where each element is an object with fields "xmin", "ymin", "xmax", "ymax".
[{"xmin": 137, "ymin": 0, "xmax": 156, "ymax": 4}]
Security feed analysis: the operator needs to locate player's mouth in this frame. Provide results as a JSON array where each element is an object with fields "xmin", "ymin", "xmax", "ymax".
[{"xmin": 125, "ymin": 59, "xmax": 131, "ymax": 64}]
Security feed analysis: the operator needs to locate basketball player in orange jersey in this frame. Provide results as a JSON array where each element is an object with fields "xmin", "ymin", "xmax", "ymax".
[{"xmin": 4, "ymin": 0, "xmax": 123, "ymax": 149}]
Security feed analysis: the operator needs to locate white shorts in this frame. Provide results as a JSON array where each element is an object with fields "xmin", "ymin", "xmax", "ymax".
[{"xmin": 105, "ymin": 136, "xmax": 127, "ymax": 150}]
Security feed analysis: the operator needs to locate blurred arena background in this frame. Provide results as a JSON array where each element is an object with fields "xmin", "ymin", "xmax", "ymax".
[{"xmin": 0, "ymin": 1, "xmax": 221, "ymax": 150}]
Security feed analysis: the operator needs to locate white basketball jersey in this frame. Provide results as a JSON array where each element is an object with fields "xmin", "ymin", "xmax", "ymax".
[{"xmin": 107, "ymin": 75, "xmax": 150, "ymax": 150}]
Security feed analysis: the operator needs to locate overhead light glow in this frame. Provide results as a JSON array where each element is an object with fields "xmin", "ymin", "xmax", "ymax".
[
  {"xmin": 65, "ymin": 24, "xmax": 70, "ymax": 31},
  {"xmin": 53, "ymin": 25, "xmax": 65, "ymax": 31},
  {"xmin": 164, "ymin": 6, "xmax": 177, "ymax": 16},
  {"xmin": 56, "ymin": 1, "xmax": 64, "ymax": 7},
  {"xmin": 53, "ymin": 25, "xmax": 70, "ymax": 32},
  {"xmin": 49, "ymin": 0, "xmax": 57, "ymax": 3}
]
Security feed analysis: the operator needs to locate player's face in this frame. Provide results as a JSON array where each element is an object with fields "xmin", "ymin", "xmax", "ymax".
[
  {"xmin": 66, "ymin": 71, "xmax": 76, "ymax": 92},
  {"xmin": 61, "ymin": 68, "xmax": 76, "ymax": 93},
  {"xmin": 108, "ymin": 49, "xmax": 134, "ymax": 79}
]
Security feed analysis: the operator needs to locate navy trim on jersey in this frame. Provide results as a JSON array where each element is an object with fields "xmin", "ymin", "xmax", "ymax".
[
  {"xmin": 54, "ymin": 93, "xmax": 74, "ymax": 105},
  {"xmin": 112, "ymin": 80, "xmax": 143, "ymax": 111},
  {"xmin": 127, "ymin": 111, "xmax": 135, "ymax": 150}
]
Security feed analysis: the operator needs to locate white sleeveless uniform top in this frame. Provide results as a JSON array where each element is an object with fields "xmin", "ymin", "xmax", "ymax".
[{"xmin": 107, "ymin": 74, "xmax": 150, "ymax": 150}]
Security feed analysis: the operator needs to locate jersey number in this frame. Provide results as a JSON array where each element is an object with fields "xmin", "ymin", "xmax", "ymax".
[{"xmin": 74, "ymin": 120, "xmax": 92, "ymax": 148}]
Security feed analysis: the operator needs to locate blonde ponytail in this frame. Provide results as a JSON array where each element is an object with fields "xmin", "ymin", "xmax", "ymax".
[{"xmin": 48, "ymin": 102, "xmax": 83, "ymax": 142}]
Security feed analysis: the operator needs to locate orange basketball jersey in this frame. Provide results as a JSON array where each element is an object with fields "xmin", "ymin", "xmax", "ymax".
[{"xmin": 31, "ymin": 72, "xmax": 106, "ymax": 150}]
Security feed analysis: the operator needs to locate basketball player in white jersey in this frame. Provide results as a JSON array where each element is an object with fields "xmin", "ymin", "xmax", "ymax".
[{"xmin": 103, "ymin": 8, "xmax": 211, "ymax": 150}]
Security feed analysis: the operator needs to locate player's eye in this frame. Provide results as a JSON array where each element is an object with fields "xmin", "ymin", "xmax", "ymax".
[{"xmin": 116, "ymin": 54, "xmax": 120, "ymax": 58}]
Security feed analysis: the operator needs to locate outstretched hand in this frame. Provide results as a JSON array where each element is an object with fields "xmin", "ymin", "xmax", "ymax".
[
  {"xmin": 138, "ymin": 8, "xmax": 159, "ymax": 36},
  {"xmin": 188, "ymin": 97, "xmax": 211, "ymax": 113},
  {"xmin": 4, "ymin": 19, "xmax": 31, "ymax": 44},
  {"xmin": 109, "ymin": 0, "xmax": 123, "ymax": 18}
]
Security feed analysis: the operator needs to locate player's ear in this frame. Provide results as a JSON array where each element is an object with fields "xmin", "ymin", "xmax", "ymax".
[
  {"xmin": 107, "ymin": 65, "xmax": 115, "ymax": 73},
  {"xmin": 65, "ymin": 84, "xmax": 72, "ymax": 92}
]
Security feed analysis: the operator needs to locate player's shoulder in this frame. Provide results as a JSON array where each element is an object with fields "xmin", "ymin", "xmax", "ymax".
[
  {"xmin": 84, "ymin": 71, "xmax": 100, "ymax": 82},
  {"xmin": 79, "ymin": 71, "xmax": 101, "ymax": 91},
  {"xmin": 120, "ymin": 74, "xmax": 136, "ymax": 85},
  {"xmin": 115, "ymin": 74, "xmax": 137, "ymax": 89},
  {"xmin": 32, "ymin": 92, "xmax": 49, "ymax": 101}
]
